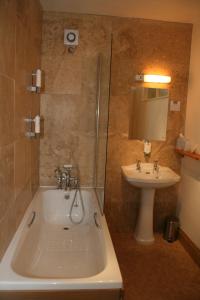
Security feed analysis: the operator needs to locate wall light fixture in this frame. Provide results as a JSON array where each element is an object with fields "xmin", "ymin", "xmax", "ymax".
[{"xmin": 135, "ymin": 74, "xmax": 171, "ymax": 83}]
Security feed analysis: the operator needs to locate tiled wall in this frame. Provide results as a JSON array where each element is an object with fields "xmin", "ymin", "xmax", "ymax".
[
  {"xmin": 105, "ymin": 18, "xmax": 192, "ymax": 232},
  {"xmin": 0, "ymin": 0, "xmax": 42, "ymax": 259},
  {"xmin": 40, "ymin": 12, "xmax": 192, "ymax": 233},
  {"xmin": 40, "ymin": 12, "xmax": 112, "ymax": 186}
]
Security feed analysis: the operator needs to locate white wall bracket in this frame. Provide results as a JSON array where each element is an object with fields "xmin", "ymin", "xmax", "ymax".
[
  {"xmin": 24, "ymin": 115, "xmax": 40, "ymax": 139},
  {"xmin": 27, "ymin": 69, "xmax": 42, "ymax": 93}
]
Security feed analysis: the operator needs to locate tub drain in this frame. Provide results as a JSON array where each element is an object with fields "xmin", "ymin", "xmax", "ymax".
[{"xmin": 64, "ymin": 194, "xmax": 70, "ymax": 200}]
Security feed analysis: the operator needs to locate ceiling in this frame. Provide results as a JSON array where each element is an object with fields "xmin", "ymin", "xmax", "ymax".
[{"xmin": 40, "ymin": 0, "xmax": 200, "ymax": 23}]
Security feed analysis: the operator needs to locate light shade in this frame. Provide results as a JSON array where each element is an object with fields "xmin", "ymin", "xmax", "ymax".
[{"xmin": 143, "ymin": 74, "xmax": 171, "ymax": 83}]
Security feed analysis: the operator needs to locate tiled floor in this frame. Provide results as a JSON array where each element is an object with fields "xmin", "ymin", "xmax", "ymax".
[{"xmin": 111, "ymin": 233, "xmax": 200, "ymax": 300}]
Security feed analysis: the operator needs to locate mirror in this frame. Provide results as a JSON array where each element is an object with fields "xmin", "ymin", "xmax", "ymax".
[{"xmin": 129, "ymin": 87, "xmax": 169, "ymax": 141}]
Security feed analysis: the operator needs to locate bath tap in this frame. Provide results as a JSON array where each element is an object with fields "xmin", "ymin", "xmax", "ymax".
[
  {"xmin": 55, "ymin": 165, "xmax": 79, "ymax": 190},
  {"xmin": 54, "ymin": 167, "xmax": 63, "ymax": 189},
  {"xmin": 68, "ymin": 176, "xmax": 78, "ymax": 190},
  {"xmin": 61, "ymin": 171, "xmax": 70, "ymax": 190},
  {"xmin": 65, "ymin": 175, "xmax": 79, "ymax": 191},
  {"xmin": 54, "ymin": 167, "xmax": 69, "ymax": 189},
  {"xmin": 62, "ymin": 165, "xmax": 73, "ymax": 190}
]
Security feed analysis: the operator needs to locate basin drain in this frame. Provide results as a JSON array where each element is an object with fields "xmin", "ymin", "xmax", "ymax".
[{"xmin": 63, "ymin": 227, "xmax": 69, "ymax": 230}]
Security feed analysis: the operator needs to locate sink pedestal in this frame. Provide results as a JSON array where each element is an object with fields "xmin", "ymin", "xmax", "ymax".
[
  {"xmin": 121, "ymin": 163, "xmax": 180, "ymax": 245},
  {"xmin": 134, "ymin": 188, "xmax": 155, "ymax": 244}
]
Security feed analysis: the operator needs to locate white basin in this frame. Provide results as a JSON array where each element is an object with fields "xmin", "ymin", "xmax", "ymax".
[
  {"xmin": 121, "ymin": 163, "xmax": 180, "ymax": 244},
  {"xmin": 122, "ymin": 163, "xmax": 180, "ymax": 189}
]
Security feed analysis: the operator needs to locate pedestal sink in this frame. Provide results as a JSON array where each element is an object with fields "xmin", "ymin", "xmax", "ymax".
[{"xmin": 121, "ymin": 163, "xmax": 180, "ymax": 244}]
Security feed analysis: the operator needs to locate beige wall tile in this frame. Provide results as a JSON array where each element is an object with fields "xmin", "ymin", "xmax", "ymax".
[
  {"xmin": 40, "ymin": 13, "xmax": 111, "ymax": 187},
  {"xmin": 15, "ymin": 0, "xmax": 41, "ymax": 140},
  {"xmin": 0, "ymin": 143, "xmax": 15, "ymax": 259},
  {"xmin": 14, "ymin": 138, "xmax": 31, "ymax": 198},
  {"xmin": 105, "ymin": 18, "xmax": 192, "ymax": 232},
  {"xmin": 40, "ymin": 13, "xmax": 192, "ymax": 234},
  {"xmin": 0, "ymin": 75, "xmax": 14, "ymax": 146},
  {"xmin": 0, "ymin": 206, "xmax": 15, "ymax": 260},
  {"xmin": 0, "ymin": 0, "xmax": 16, "ymax": 77},
  {"xmin": 0, "ymin": 144, "xmax": 14, "ymax": 222},
  {"xmin": 13, "ymin": 181, "xmax": 32, "ymax": 228},
  {"xmin": 40, "ymin": 94, "xmax": 96, "ymax": 186},
  {"xmin": 31, "ymin": 138, "xmax": 40, "ymax": 195},
  {"xmin": 0, "ymin": 0, "xmax": 42, "ymax": 260}
]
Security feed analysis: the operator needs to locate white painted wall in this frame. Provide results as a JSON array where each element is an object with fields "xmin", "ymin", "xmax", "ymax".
[
  {"xmin": 178, "ymin": 23, "xmax": 200, "ymax": 249},
  {"xmin": 40, "ymin": 0, "xmax": 200, "ymax": 23},
  {"xmin": 185, "ymin": 23, "xmax": 200, "ymax": 143},
  {"xmin": 178, "ymin": 158, "xmax": 200, "ymax": 248}
]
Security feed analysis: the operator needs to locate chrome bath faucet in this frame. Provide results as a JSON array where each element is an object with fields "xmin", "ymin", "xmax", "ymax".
[{"xmin": 54, "ymin": 165, "xmax": 79, "ymax": 190}]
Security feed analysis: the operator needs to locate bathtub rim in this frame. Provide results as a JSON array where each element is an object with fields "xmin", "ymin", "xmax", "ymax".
[{"xmin": 0, "ymin": 187, "xmax": 122, "ymax": 291}]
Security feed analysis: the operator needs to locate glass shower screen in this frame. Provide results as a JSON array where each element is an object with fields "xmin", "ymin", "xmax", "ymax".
[{"xmin": 94, "ymin": 49, "xmax": 111, "ymax": 214}]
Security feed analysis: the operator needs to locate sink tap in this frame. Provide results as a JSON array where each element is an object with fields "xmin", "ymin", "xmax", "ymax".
[
  {"xmin": 153, "ymin": 160, "xmax": 159, "ymax": 178},
  {"xmin": 136, "ymin": 160, "xmax": 141, "ymax": 172},
  {"xmin": 153, "ymin": 160, "xmax": 159, "ymax": 171}
]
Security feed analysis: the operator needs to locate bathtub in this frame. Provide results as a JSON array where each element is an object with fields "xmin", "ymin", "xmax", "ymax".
[{"xmin": 0, "ymin": 187, "xmax": 122, "ymax": 295}]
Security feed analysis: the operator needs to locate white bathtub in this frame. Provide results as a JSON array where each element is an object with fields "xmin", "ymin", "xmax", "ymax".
[{"xmin": 0, "ymin": 187, "xmax": 122, "ymax": 291}]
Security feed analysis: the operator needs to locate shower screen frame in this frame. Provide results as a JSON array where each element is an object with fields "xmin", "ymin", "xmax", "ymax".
[{"xmin": 94, "ymin": 47, "xmax": 112, "ymax": 215}]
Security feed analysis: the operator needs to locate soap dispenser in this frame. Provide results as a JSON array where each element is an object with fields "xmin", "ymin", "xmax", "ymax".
[{"xmin": 144, "ymin": 140, "xmax": 151, "ymax": 159}]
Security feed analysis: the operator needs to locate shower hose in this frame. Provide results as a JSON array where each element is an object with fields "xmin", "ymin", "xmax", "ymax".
[{"xmin": 69, "ymin": 183, "xmax": 85, "ymax": 224}]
